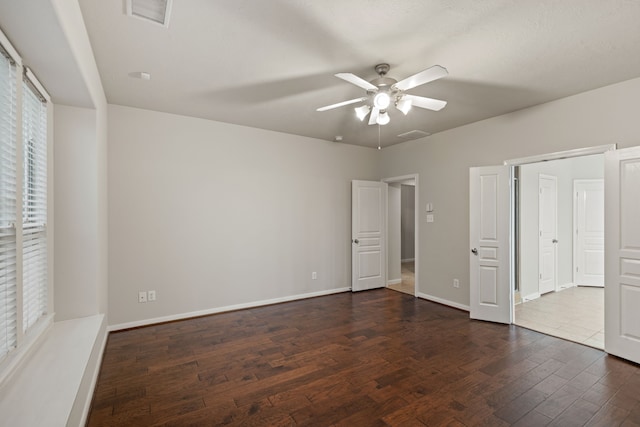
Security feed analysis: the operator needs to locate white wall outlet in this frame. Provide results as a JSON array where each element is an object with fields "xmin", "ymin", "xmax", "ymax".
[
  {"xmin": 312, "ymin": 272, "xmax": 317, "ymax": 280},
  {"xmin": 453, "ymin": 279, "xmax": 460, "ymax": 288},
  {"xmin": 426, "ymin": 214, "xmax": 434, "ymax": 223},
  {"xmin": 148, "ymin": 290, "xmax": 156, "ymax": 301},
  {"xmin": 138, "ymin": 291, "xmax": 147, "ymax": 303}
]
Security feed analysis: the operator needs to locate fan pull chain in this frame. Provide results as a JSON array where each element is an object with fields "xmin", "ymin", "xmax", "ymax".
[{"xmin": 378, "ymin": 124, "xmax": 381, "ymax": 150}]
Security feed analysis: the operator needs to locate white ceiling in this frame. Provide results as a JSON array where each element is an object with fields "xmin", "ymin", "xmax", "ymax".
[{"xmin": 77, "ymin": 1, "xmax": 640, "ymax": 148}]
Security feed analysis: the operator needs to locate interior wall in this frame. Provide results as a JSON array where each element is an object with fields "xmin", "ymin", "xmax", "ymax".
[
  {"xmin": 387, "ymin": 184, "xmax": 401, "ymax": 283},
  {"xmin": 518, "ymin": 154, "xmax": 604, "ymax": 300},
  {"xmin": 108, "ymin": 104, "xmax": 379, "ymax": 326},
  {"xmin": 379, "ymin": 76, "xmax": 640, "ymax": 307},
  {"xmin": 53, "ymin": 106, "xmax": 99, "ymax": 320},
  {"xmin": 50, "ymin": 0, "xmax": 110, "ymax": 319},
  {"xmin": 401, "ymin": 184, "xmax": 415, "ymax": 261}
]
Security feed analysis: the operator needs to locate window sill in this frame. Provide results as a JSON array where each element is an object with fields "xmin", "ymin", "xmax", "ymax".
[{"xmin": 0, "ymin": 314, "xmax": 106, "ymax": 426}]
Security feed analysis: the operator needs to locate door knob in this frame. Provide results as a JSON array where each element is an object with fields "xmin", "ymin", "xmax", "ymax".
[
  {"xmin": 353, "ymin": 239, "xmax": 359, "ymax": 244},
  {"xmin": 471, "ymin": 248, "xmax": 478, "ymax": 255},
  {"xmin": 552, "ymin": 239, "xmax": 558, "ymax": 243}
]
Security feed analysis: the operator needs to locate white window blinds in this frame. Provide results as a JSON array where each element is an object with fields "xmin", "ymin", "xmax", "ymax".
[
  {"xmin": 21, "ymin": 78, "xmax": 47, "ymax": 332},
  {"xmin": 0, "ymin": 46, "xmax": 17, "ymax": 359}
]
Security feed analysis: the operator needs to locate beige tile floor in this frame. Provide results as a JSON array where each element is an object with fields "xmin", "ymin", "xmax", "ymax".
[
  {"xmin": 387, "ymin": 261, "xmax": 415, "ymax": 295},
  {"xmin": 514, "ymin": 286, "xmax": 604, "ymax": 349}
]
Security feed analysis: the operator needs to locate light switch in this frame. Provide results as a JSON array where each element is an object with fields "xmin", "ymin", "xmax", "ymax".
[
  {"xmin": 426, "ymin": 202, "xmax": 434, "ymax": 212},
  {"xmin": 426, "ymin": 214, "xmax": 434, "ymax": 223}
]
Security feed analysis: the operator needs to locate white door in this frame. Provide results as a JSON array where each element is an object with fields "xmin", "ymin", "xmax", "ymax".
[
  {"xmin": 538, "ymin": 175, "xmax": 558, "ymax": 295},
  {"xmin": 574, "ymin": 180, "xmax": 605, "ymax": 287},
  {"xmin": 470, "ymin": 166, "xmax": 511, "ymax": 324},
  {"xmin": 605, "ymin": 147, "xmax": 640, "ymax": 365},
  {"xmin": 352, "ymin": 180, "xmax": 387, "ymax": 292}
]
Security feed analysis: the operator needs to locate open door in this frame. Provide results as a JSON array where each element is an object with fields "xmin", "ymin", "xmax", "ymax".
[
  {"xmin": 470, "ymin": 166, "xmax": 512, "ymax": 323},
  {"xmin": 352, "ymin": 180, "xmax": 387, "ymax": 292},
  {"xmin": 605, "ymin": 147, "xmax": 640, "ymax": 364}
]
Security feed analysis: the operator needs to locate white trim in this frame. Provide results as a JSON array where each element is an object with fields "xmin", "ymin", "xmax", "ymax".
[
  {"xmin": 416, "ymin": 292, "xmax": 470, "ymax": 312},
  {"xmin": 522, "ymin": 292, "xmax": 541, "ymax": 302},
  {"xmin": 504, "ymin": 144, "xmax": 616, "ymax": 166},
  {"xmin": 0, "ymin": 313, "xmax": 54, "ymax": 387},
  {"xmin": 387, "ymin": 279, "xmax": 402, "ymax": 285},
  {"xmin": 77, "ymin": 320, "xmax": 108, "ymax": 427},
  {"xmin": 0, "ymin": 27, "xmax": 22, "ymax": 66},
  {"xmin": 109, "ymin": 287, "xmax": 351, "ymax": 331},
  {"xmin": 401, "ymin": 258, "xmax": 415, "ymax": 263}
]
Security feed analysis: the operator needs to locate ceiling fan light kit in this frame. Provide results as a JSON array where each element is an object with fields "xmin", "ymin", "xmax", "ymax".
[
  {"xmin": 317, "ymin": 63, "xmax": 448, "ymax": 127},
  {"xmin": 355, "ymin": 105, "xmax": 371, "ymax": 121}
]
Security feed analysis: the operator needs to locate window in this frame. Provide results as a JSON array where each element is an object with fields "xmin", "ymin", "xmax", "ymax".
[
  {"xmin": 0, "ymin": 31, "xmax": 50, "ymax": 364},
  {"xmin": 0, "ymin": 44, "xmax": 17, "ymax": 359},
  {"xmin": 21, "ymin": 77, "xmax": 47, "ymax": 332}
]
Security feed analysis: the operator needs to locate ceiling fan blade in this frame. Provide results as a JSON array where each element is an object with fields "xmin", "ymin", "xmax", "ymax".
[
  {"xmin": 403, "ymin": 94, "xmax": 447, "ymax": 111},
  {"xmin": 335, "ymin": 73, "xmax": 378, "ymax": 91},
  {"xmin": 394, "ymin": 65, "xmax": 448, "ymax": 91},
  {"xmin": 317, "ymin": 97, "xmax": 367, "ymax": 112},
  {"xmin": 368, "ymin": 107, "xmax": 380, "ymax": 125}
]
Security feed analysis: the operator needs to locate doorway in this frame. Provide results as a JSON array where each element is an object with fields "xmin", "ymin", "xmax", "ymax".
[
  {"xmin": 513, "ymin": 154, "xmax": 605, "ymax": 348},
  {"xmin": 384, "ymin": 175, "xmax": 418, "ymax": 296}
]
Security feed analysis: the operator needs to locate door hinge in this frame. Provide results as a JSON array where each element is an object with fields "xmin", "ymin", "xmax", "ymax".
[
  {"xmin": 539, "ymin": 273, "xmax": 542, "ymax": 279},
  {"xmin": 576, "ymin": 267, "xmax": 578, "ymax": 272}
]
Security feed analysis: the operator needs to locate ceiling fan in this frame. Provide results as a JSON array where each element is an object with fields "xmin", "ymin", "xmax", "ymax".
[{"xmin": 317, "ymin": 63, "xmax": 448, "ymax": 126}]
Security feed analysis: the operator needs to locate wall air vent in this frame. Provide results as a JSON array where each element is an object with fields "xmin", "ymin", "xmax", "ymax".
[
  {"xmin": 397, "ymin": 130, "xmax": 431, "ymax": 140},
  {"xmin": 126, "ymin": 0, "xmax": 173, "ymax": 28}
]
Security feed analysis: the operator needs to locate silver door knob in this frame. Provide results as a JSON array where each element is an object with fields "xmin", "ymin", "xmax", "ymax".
[
  {"xmin": 353, "ymin": 239, "xmax": 359, "ymax": 244},
  {"xmin": 471, "ymin": 248, "xmax": 478, "ymax": 255}
]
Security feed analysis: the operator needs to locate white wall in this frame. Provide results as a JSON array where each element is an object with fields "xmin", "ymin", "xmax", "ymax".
[
  {"xmin": 518, "ymin": 154, "xmax": 604, "ymax": 300},
  {"xmin": 50, "ymin": 0, "xmax": 110, "ymax": 319},
  {"xmin": 387, "ymin": 184, "xmax": 401, "ymax": 283},
  {"xmin": 54, "ymin": 106, "xmax": 100, "ymax": 319},
  {"xmin": 380, "ymin": 76, "xmax": 640, "ymax": 307},
  {"xmin": 401, "ymin": 184, "xmax": 415, "ymax": 261},
  {"xmin": 108, "ymin": 105, "xmax": 379, "ymax": 326}
]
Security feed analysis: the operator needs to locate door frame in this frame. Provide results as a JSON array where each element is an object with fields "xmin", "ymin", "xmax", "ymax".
[
  {"xmin": 382, "ymin": 174, "xmax": 419, "ymax": 297},
  {"xmin": 504, "ymin": 144, "xmax": 615, "ymax": 312}
]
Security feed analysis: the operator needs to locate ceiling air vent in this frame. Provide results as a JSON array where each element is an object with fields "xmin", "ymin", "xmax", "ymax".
[
  {"xmin": 126, "ymin": 0, "xmax": 173, "ymax": 28},
  {"xmin": 397, "ymin": 130, "xmax": 431, "ymax": 140}
]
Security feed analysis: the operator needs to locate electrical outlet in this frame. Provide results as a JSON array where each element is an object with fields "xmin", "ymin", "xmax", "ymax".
[
  {"xmin": 138, "ymin": 291, "xmax": 147, "ymax": 303},
  {"xmin": 312, "ymin": 272, "xmax": 317, "ymax": 280},
  {"xmin": 453, "ymin": 279, "xmax": 460, "ymax": 288},
  {"xmin": 148, "ymin": 290, "xmax": 156, "ymax": 301}
]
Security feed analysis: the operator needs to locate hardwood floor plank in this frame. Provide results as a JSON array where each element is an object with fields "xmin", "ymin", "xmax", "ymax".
[{"xmin": 87, "ymin": 289, "xmax": 640, "ymax": 426}]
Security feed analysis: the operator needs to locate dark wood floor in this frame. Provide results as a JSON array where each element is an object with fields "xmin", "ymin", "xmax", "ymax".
[{"xmin": 87, "ymin": 289, "xmax": 640, "ymax": 426}]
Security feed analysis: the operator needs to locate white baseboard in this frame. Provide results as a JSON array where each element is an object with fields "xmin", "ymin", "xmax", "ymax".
[
  {"xmin": 401, "ymin": 258, "xmax": 415, "ymax": 263},
  {"xmin": 523, "ymin": 292, "xmax": 541, "ymax": 302},
  {"xmin": 416, "ymin": 292, "xmax": 470, "ymax": 312},
  {"xmin": 558, "ymin": 282, "xmax": 577, "ymax": 290},
  {"xmin": 109, "ymin": 287, "xmax": 352, "ymax": 331},
  {"xmin": 387, "ymin": 279, "xmax": 402, "ymax": 285}
]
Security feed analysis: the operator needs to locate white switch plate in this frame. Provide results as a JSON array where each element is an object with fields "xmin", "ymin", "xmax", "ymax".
[
  {"xmin": 148, "ymin": 290, "xmax": 156, "ymax": 301},
  {"xmin": 426, "ymin": 214, "xmax": 434, "ymax": 223},
  {"xmin": 453, "ymin": 279, "xmax": 460, "ymax": 288},
  {"xmin": 426, "ymin": 202, "xmax": 434, "ymax": 212},
  {"xmin": 138, "ymin": 291, "xmax": 147, "ymax": 303},
  {"xmin": 312, "ymin": 272, "xmax": 317, "ymax": 280}
]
